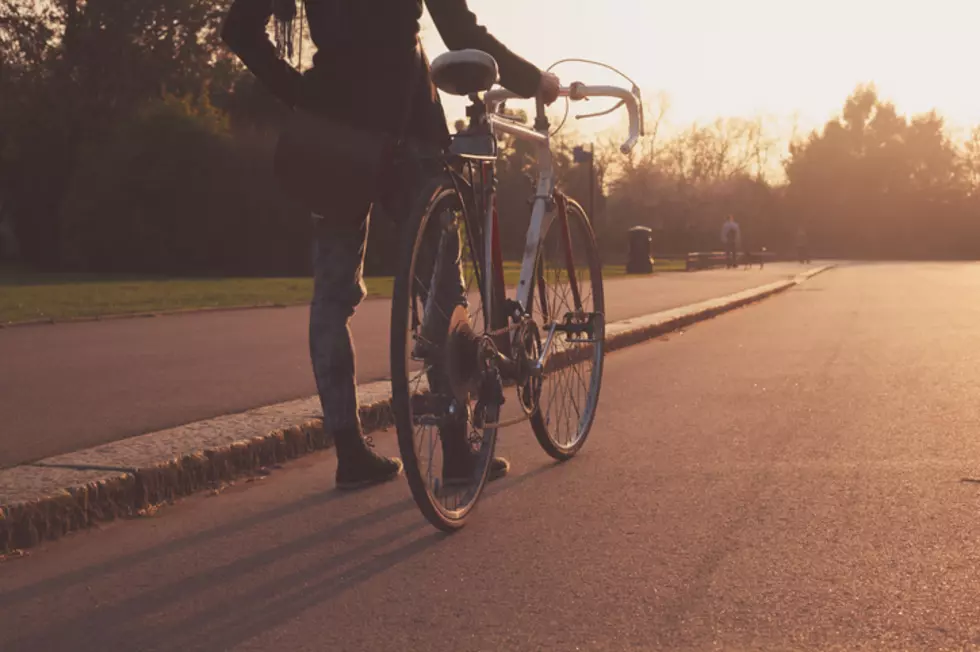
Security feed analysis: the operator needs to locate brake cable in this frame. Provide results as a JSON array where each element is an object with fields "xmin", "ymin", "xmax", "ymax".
[{"xmin": 546, "ymin": 58, "xmax": 644, "ymax": 132}]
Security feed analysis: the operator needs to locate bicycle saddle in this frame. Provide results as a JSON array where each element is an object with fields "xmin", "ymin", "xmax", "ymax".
[{"xmin": 430, "ymin": 50, "xmax": 499, "ymax": 96}]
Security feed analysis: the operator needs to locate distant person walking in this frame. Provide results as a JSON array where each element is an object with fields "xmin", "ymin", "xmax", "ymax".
[
  {"xmin": 721, "ymin": 215, "xmax": 741, "ymax": 269},
  {"xmin": 796, "ymin": 226, "xmax": 810, "ymax": 264}
]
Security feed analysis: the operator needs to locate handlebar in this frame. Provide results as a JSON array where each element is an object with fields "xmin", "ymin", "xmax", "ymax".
[{"xmin": 484, "ymin": 84, "xmax": 644, "ymax": 155}]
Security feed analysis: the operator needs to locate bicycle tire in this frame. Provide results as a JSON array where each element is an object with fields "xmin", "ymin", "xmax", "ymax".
[
  {"xmin": 390, "ymin": 176, "xmax": 500, "ymax": 532},
  {"xmin": 529, "ymin": 196, "xmax": 605, "ymax": 461}
]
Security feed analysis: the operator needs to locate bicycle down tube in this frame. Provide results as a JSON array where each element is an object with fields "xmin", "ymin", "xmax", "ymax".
[{"xmin": 483, "ymin": 98, "xmax": 553, "ymax": 317}]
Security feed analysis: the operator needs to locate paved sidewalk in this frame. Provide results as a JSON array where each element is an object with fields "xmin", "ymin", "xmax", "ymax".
[{"xmin": 0, "ymin": 263, "xmax": 818, "ymax": 468}]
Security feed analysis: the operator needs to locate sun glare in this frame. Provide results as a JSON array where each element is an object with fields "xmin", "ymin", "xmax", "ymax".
[{"xmin": 423, "ymin": 0, "xmax": 980, "ymax": 143}]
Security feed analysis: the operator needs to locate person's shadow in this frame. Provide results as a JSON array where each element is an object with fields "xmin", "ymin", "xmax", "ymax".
[{"xmin": 2, "ymin": 457, "xmax": 565, "ymax": 652}]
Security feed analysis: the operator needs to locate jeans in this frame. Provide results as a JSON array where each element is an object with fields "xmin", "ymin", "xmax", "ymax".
[{"xmin": 308, "ymin": 163, "xmax": 466, "ymax": 434}]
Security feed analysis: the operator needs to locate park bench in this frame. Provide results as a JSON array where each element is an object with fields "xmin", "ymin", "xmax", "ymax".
[
  {"xmin": 685, "ymin": 250, "xmax": 776, "ymax": 270},
  {"xmin": 685, "ymin": 251, "xmax": 728, "ymax": 270}
]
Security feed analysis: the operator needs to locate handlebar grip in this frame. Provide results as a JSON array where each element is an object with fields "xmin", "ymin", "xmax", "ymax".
[
  {"xmin": 620, "ymin": 92, "xmax": 642, "ymax": 154},
  {"xmin": 621, "ymin": 136, "xmax": 639, "ymax": 154}
]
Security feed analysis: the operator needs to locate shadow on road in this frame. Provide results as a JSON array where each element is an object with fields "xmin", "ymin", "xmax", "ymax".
[
  {"xmin": 0, "ymin": 485, "xmax": 356, "ymax": 609},
  {"xmin": 2, "ymin": 455, "xmax": 570, "ymax": 651},
  {"xmin": 4, "ymin": 494, "xmax": 431, "ymax": 651},
  {"xmin": 133, "ymin": 520, "xmax": 444, "ymax": 652}
]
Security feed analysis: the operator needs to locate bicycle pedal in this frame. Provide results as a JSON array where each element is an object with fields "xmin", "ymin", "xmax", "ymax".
[{"xmin": 558, "ymin": 311, "xmax": 603, "ymax": 337}]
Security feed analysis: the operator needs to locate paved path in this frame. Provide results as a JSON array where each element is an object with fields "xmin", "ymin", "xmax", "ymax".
[
  {"xmin": 4, "ymin": 262, "xmax": 980, "ymax": 650},
  {"xmin": 0, "ymin": 264, "xmax": 813, "ymax": 468}
]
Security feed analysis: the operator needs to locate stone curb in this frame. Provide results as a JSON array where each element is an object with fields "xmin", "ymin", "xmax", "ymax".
[{"xmin": 0, "ymin": 264, "xmax": 834, "ymax": 552}]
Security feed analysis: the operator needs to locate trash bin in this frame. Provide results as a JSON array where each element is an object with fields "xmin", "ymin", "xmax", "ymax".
[{"xmin": 626, "ymin": 226, "xmax": 654, "ymax": 274}]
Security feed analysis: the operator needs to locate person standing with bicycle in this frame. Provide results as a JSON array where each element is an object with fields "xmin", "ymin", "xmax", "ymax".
[{"xmin": 221, "ymin": 0, "xmax": 560, "ymax": 490}]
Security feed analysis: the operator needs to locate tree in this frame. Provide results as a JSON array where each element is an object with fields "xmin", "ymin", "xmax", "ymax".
[
  {"xmin": 0, "ymin": 0, "xmax": 247, "ymax": 268},
  {"xmin": 783, "ymin": 84, "xmax": 973, "ymax": 258},
  {"xmin": 599, "ymin": 106, "xmax": 781, "ymax": 257}
]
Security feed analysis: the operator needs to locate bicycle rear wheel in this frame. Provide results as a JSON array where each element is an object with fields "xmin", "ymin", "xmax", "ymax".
[
  {"xmin": 390, "ymin": 177, "xmax": 501, "ymax": 532},
  {"xmin": 529, "ymin": 196, "xmax": 605, "ymax": 461}
]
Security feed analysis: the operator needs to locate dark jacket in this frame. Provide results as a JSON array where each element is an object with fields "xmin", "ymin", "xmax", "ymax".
[{"xmin": 221, "ymin": 0, "xmax": 542, "ymax": 146}]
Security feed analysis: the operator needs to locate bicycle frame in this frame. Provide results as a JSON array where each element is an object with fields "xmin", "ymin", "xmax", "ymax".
[
  {"xmin": 479, "ymin": 85, "xmax": 641, "ymax": 346},
  {"xmin": 430, "ymin": 83, "xmax": 641, "ymax": 383},
  {"xmin": 483, "ymin": 100, "xmax": 557, "ymax": 323}
]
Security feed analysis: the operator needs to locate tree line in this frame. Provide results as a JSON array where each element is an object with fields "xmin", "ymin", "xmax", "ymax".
[{"xmin": 3, "ymin": 0, "xmax": 979, "ymax": 276}]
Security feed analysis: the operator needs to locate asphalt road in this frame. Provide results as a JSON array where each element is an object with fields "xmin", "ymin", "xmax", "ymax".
[
  {"xmin": 0, "ymin": 264, "xmax": 808, "ymax": 468},
  {"xmin": 5, "ymin": 262, "xmax": 980, "ymax": 650}
]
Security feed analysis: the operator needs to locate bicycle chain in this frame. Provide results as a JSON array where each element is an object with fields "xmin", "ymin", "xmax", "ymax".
[{"xmin": 485, "ymin": 321, "xmax": 523, "ymax": 338}]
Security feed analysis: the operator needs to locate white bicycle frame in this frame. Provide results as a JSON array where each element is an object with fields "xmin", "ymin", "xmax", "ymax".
[{"xmin": 478, "ymin": 85, "xmax": 643, "ymax": 322}]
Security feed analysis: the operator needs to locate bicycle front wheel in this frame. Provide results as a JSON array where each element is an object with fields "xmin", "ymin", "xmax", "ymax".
[
  {"xmin": 529, "ymin": 196, "xmax": 605, "ymax": 461},
  {"xmin": 390, "ymin": 177, "xmax": 500, "ymax": 532}
]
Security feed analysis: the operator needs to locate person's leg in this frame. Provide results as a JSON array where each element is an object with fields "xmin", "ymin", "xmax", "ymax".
[
  {"xmin": 414, "ymin": 207, "xmax": 467, "ymax": 360},
  {"xmin": 426, "ymin": 218, "xmax": 511, "ymax": 483},
  {"xmin": 390, "ymin": 165, "xmax": 509, "ymax": 483},
  {"xmin": 309, "ymin": 206, "xmax": 402, "ymax": 489}
]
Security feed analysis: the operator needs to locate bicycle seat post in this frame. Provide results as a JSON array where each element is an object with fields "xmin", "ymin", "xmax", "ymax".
[{"xmin": 464, "ymin": 94, "xmax": 490, "ymax": 134}]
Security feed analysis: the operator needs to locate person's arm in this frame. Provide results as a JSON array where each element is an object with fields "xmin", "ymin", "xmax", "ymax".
[
  {"xmin": 425, "ymin": 0, "xmax": 541, "ymax": 98},
  {"xmin": 221, "ymin": 0, "xmax": 304, "ymax": 108}
]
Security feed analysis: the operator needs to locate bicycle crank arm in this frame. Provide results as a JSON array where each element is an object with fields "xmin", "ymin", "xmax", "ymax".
[
  {"xmin": 490, "ymin": 347, "xmax": 521, "ymax": 381},
  {"xmin": 535, "ymin": 320, "xmax": 560, "ymax": 370}
]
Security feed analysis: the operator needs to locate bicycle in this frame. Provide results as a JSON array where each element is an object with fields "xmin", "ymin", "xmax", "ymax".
[{"xmin": 390, "ymin": 50, "xmax": 644, "ymax": 531}]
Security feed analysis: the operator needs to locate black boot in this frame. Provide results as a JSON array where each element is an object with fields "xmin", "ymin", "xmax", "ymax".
[
  {"xmin": 333, "ymin": 427, "xmax": 403, "ymax": 490},
  {"xmin": 441, "ymin": 421, "xmax": 509, "ymax": 486}
]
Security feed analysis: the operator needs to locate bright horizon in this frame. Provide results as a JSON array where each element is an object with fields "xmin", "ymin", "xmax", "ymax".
[{"xmin": 420, "ymin": 0, "xmax": 980, "ymax": 146}]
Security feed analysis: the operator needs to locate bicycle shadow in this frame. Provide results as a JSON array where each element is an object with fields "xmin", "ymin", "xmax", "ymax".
[
  {"xmin": 0, "ymin": 484, "xmax": 356, "ymax": 609},
  {"xmin": 2, "ymin": 456, "xmax": 568, "ymax": 652}
]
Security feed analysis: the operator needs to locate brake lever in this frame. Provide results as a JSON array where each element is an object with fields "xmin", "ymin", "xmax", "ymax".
[{"xmin": 567, "ymin": 81, "xmax": 588, "ymax": 102}]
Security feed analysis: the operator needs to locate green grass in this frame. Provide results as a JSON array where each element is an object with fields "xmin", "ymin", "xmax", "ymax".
[
  {"xmin": 0, "ymin": 259, "xmax": 685, "ymax": 325},
  {"xmin": 0, "ymin": 269, "xmax": 316, "ymax": 324}
]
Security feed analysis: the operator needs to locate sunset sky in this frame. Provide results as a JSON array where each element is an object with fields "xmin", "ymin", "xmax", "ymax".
[{"xmin": 419, "ymin": 0, "xmax": 980, "ymax": 144}]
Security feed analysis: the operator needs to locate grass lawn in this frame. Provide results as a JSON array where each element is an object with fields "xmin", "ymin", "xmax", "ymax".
[{"xmin": 0, "ymin": 259, "xmax": 686, "ymax": 325}]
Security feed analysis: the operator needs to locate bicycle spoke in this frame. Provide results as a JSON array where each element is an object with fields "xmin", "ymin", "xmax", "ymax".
[
  {"xmin": 392, "ymin": 182, "xmax": 500, "ymax": 531},
  {"xmin": 528, "ymin": 198, "xmax": 603, "ymax": 457},
  {"xmin": 408, "ymin": 363, "xmax": 432, "ymax": 395},
  {"xmin": 412, "ymin": 273, "xmax": 453, "ymax": 324},
  {"xmin": 425, "ymin": 426, "xmax": 437, "ymax": 485}
]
